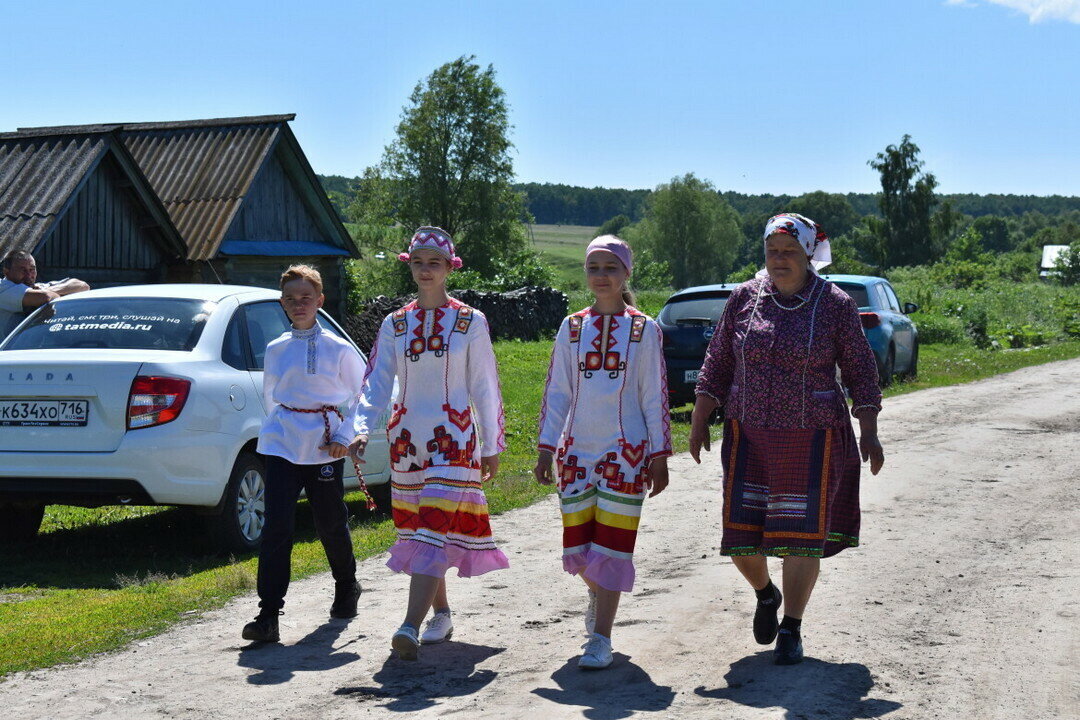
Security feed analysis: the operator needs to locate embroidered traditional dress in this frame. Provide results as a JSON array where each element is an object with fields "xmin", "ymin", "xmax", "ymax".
[
  {"xmin": 352, "ymin": 298, "xmax": 509, "ymax": 578},
  {"xmin": 538, "ymin": 307, "xmax": 672, "ymax": 592},
  {"xmin": 695, "ymin": 275, "xmax": 882, "ymax": 558},
  {"xmin": 258, "ymin": 323, "xmax": 364, "ymax": 464}
]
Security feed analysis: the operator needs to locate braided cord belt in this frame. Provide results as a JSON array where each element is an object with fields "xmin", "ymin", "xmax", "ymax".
[{"xmin": 281, "ymin": 404, "xmax": 378, "ymax": 511}]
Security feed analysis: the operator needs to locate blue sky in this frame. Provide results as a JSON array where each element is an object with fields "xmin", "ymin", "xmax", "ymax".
[{"xmin": 3, "ymin": 0, "xmax": 1078, "ymax": 195}]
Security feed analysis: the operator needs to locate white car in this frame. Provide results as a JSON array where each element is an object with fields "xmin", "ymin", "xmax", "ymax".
[{"xmin": 0, "ymin": 284, "xmax": 391, "ymax": 552}]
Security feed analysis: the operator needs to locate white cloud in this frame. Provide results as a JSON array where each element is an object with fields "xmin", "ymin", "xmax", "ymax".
[{"xmin": 946, "ymin": 0, "xmax": 1080, "ymax": 23}]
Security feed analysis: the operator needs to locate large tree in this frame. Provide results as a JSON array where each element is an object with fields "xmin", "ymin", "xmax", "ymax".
[
  {"xmin": 869, "ymin": 135, "xmax": 940, "ymax": 267},
  {"xmin": 628, "ymin": 174, "xmax": 741, "ymax": 288},
  {"xmin": 785, "ymin": 191, "xmax": 859, "ymax": 239},
  {"xmin": 352, "ymin": 56, "xmax": 528, "ymax": 275}
]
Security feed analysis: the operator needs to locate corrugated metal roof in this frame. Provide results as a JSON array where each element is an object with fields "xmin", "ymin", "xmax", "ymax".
[
  {"xmin": 4, "ymin": 115, "xmax": 357, "ymax": 262},
  {"xmin": 121, "ymin": 122, "xmax": 280, "ymax": 260},
  {"xmin": 0, "ymin": 134, "xmax": 110, "ymax": 256}
]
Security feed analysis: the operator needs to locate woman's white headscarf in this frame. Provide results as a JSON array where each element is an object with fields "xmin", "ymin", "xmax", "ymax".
[{"xmin": 758, "ymin": 213, "xmax": 832, "ymax": 276}]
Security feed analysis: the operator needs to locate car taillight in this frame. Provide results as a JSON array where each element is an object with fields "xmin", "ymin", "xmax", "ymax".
[
  {"xmin": 860, "ymin": 312, "xmax": 881, "ymax": 329},
  {"xmin": 127, "ymin": 376, "xmax": 191, "ymax": 429},
  {"xmin": 662, "ymin": 333, "xmax": 673, "ymax": 348}
]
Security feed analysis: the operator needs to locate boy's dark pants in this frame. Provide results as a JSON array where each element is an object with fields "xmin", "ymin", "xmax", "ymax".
[{"xmin": 257, "ymin": 455, "xmax": 356, "ymax": 611}]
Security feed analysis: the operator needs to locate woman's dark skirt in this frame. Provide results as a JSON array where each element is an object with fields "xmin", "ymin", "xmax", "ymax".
[{"xmin": 719, "ymin": 418, "xmax": 860, "ymax": 558}]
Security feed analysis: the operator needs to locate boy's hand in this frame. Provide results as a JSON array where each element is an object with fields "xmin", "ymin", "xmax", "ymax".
[{"xmin": 320, "ymin": 441, "xmax": 349, "ymax": 459}]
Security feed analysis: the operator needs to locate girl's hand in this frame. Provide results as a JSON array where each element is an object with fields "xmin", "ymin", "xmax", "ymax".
[
  {"xmin": 480, "ymin": 454, "xmax": 500, "ymax": 483},
  {"xmin": 533, "ymin": 452, "xmax": 554, "ymax": 485},
  {"xmin": 645, "ymin": 457, "xmax": 669, "ymax": 498},
  {"xmin": 348, "ymin": 434, "xmax": 369, "ymax": 463},
  {"xmin": 689, "ymin": 395, "xmax": 717, "ymax": 464},
  {"xmin": 860, "ymin": 433, "xmax": 884, "ymax": 475},
  {"xmin": 320, "ymin": 441, "xmax": 349, "ymax": 459}
]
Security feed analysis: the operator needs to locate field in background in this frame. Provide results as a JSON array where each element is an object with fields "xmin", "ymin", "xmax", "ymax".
[{"xmin": 529, "ymin": 224, "xmax": 596, "ymax": 289}]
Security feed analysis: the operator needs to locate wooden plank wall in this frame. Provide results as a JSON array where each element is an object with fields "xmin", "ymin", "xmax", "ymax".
[
  {"xmin": 222, "ymin": 151, "xmax": 328, "ymax": 246},
  {"xmin": 39, "ymin": 155, "xmax": 171, "ymax": 286}
]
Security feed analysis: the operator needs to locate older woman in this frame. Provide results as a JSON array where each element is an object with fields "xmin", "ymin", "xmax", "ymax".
[{"xmin": 689, "ymin": 213, "xmax": 884, "ymax": 665}]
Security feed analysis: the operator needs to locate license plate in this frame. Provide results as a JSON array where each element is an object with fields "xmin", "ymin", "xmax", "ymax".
[
  {"xmin": 684, "ymin": 370, "xmax": 700, "ymax": 384},
  {"xmin": 0, "ymin": 399, "xmax": 89, "ymax": 427}
]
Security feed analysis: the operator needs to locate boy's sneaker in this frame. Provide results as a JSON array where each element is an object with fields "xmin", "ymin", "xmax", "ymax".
[
  {"xmin": 329, "ymin": 580, "xmax": 362, "ymax": 619},
  {"xmin": 242, "ymin": 610, "xmax": 281, "ymax": 643},
  {"xmin": 391, "ymin": 624, "xmax": 420, "ymax": 661},
  {"xmin": 585, "ymin": 590, "xmax": 597, "ymax": 635},
  {"xmin": 578, "ymin": 632, "xmax": 613, "ymax": 670},
  {"xmin": 420, "ymin": 611, "xmax": 454, "ymax": 644}
]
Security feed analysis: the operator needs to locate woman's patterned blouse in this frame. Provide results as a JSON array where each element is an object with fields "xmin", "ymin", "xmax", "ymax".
[{"xmin": 695, "ymin": 275, "xmax": 882, "ymax": 429}]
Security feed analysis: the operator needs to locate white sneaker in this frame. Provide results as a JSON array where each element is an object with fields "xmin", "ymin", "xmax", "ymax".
[
  {"xmin": 391, "ymin": 624, "xmax": 420, "ymax": 661},
  {"xmin": 420, "ymin": 611, "xmax": 454, "ymax": 644},
  {"xmin": 585, "ymin": 590, "xmax": 597, "ymax": 635},
  {"xmin": 578, "ymin": 632, "xmax": 613, "ymax": 670}
]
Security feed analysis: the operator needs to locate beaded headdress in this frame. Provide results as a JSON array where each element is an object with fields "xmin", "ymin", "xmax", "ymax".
[{"xmin": 398, "ymin": 226, "xmax": 463, "ymax": 269}]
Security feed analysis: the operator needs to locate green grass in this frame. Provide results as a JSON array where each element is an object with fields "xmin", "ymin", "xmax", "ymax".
[
  {"xmin": 529, "ymin": 224, "xmax": 597, "ymax": 290},
  {"xmin": 3, "ymin": 335, "xmax": 1080, "ymax": 676}
]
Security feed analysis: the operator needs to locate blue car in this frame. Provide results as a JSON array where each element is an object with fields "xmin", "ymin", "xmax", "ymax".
[{"xmin": 657, "ymin": 275, "xmax": 919, "ymax": 406}]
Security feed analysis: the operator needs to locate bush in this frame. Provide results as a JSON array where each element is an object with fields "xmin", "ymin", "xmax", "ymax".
[
  {"xmin": 913, "ymin": 314, "xmax": 966, "ymax": 345},
  {"xmin": 993, "ymin": 324, "xmax": 1047, "ymax": 349}
]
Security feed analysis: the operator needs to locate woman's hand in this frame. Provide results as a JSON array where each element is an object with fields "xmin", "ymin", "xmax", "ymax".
[
  {"xmin": 860, "ymin": 433, "xmax": 884, "ymax": 475},
  {"xmin": 480, "ymin": 454, "xmax": 500, "ymax": 483},
  {"xmin": 320, "ymin": 441, "xmax": 349, "ymax": 459},
  {"xmin": 689, "ymin": 395, "xmax": 718, "ymax": 464},
  {"xmin": 645, "ymin": 457, "xmax": 669, "ymax": 498},
  {"xmin": 533, "ymin": 451, "xmax": 554, "ymax": 485},
  {"xmin": 348, "ymin": 434, "xmax": 369, "ymax": 464}
]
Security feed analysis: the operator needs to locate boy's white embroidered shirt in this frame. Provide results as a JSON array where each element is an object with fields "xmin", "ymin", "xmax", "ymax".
[{"xmin": 258, "ymin": 323, "xmax": 365, "ymax": 465}]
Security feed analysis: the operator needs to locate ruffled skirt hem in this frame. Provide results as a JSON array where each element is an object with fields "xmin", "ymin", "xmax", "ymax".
[
  {"xmin": 387, "ymin": 538, "xmax": 510, "ymax": 578},
  {"xmin": 563, "ymin": 548, "xmax": 635, "ymax": 593}
]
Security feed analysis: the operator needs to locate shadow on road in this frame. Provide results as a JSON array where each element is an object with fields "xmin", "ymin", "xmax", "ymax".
[
  {"xmin": 334, "ymin": 641, "xmax": 504, "ymax": 712},
  {"xmin": 695, "ymin": 651, "xmax": 902, "ymax": 720},
  {"xmin": 531, "ymin": 653, "xmax": 675, "ymax": 719},
  {"xmin": 237, "ymin": 619, "xmax": 361, "ymax": 685}
]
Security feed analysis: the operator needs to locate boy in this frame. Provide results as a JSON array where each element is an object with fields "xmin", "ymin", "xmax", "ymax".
[{"xmin": 242, "ymin": 265, "xmax": 364, "ymax": 643}]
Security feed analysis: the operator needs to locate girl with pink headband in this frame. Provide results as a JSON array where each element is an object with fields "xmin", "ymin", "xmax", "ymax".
[
  {"xmin": 534, "ymin": 235, "xmax": 673, "ymax": 670},
  {"xmin": 349, "ymin": 226, "xmax": 508, "ymax": 661}
]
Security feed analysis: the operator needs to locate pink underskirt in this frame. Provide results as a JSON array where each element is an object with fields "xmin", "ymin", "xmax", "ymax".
[
  {"xmin": 387, "ymin": 538, "xmax": 510, "ymax": 579},
  {"xmin": 563, "ymin": 548, "xmax": 635, "ymax": 593}
]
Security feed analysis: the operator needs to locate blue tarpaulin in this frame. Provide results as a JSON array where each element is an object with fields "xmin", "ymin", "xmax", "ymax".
[{"xmin": 218, "ymin": 240, "xmax": 351, "ymax": 257}]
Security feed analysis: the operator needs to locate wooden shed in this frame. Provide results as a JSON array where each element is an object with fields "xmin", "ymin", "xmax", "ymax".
[
  {"xmin": 2, "ymin": 115, "xmax": 360, "ymax": 318},
  {"xmin": 0, "ymin": 130, "xmax": 188, "ymax": 286}
]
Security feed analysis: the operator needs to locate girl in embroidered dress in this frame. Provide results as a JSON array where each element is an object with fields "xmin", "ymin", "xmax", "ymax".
[
  {"xmin": 349, "ymin": 227, "xmax": 508, "ymax": 661},
  {"xmin": 243, "ymin": 265, "xmax": 363, "ymax": 644},
  {"xmin": 689, "ymin": 213, "xmax": 885, "ymax": 665},
  {"xmin": 534, "ymin": 236, "xmax": 672, "ymax": 670}
]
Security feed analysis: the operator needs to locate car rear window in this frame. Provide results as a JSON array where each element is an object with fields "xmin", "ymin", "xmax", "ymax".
[
  {"xmin": 1, "ymin": 297, "xmax": 215, "ymax": 351},
  {"xmin": 658, "ymin": 295, "xmax": 730, "ymax": 326},
  {"xmin": 833, "ymin": 283, "xmax": 871, "ymax": 309}
]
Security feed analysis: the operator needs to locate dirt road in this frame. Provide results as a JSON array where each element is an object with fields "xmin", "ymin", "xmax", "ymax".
[{"xmin": 2, "ymin": 358, "xmax": 1078, "ymax": 719}]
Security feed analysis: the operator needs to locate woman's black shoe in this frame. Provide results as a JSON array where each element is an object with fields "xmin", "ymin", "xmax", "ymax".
[
  {"xmin": 773, "ymin": 628, "xmax": 804, "ymax": 665},
  {"xmin": 329, "ymin": 580, "xmax": 362, "ymax": 619},
  {"xmin": 753, "ymin": 584, "xmax": 783, "ymax": 644},
  {"xmin": 242, "ymin": 611, "xmax": 281, "ymax": 643}
]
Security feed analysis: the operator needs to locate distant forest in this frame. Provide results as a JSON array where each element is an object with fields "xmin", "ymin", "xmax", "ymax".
[{"xmin": 317, "ymin": 175, "xmax": 1080, "ymax": 228}]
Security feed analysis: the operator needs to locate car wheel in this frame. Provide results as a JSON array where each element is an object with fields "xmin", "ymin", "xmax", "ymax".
[
  {"xmin": 902, "ymin": 340, "xmax": 919, "ymax": 380},
  {"xmin": 213, "ymin": 452, "xmax": 266, "ymax": 554},
  {"xmin": 0, "ymin": 502, "xmax": 45, "ymax": 542},
  {"xmin": 879, "ymin": 345, "xmax": 895, "ymax": 388}
]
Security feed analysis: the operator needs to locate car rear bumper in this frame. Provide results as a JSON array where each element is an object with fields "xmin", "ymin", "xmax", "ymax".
[
  {"xmin": 0, "ymin": 427, "xmax": 246, "ymax": 507},
  {"xmin": 664, "ymin": 355, "xmax": 704, "ymax": 406}
]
